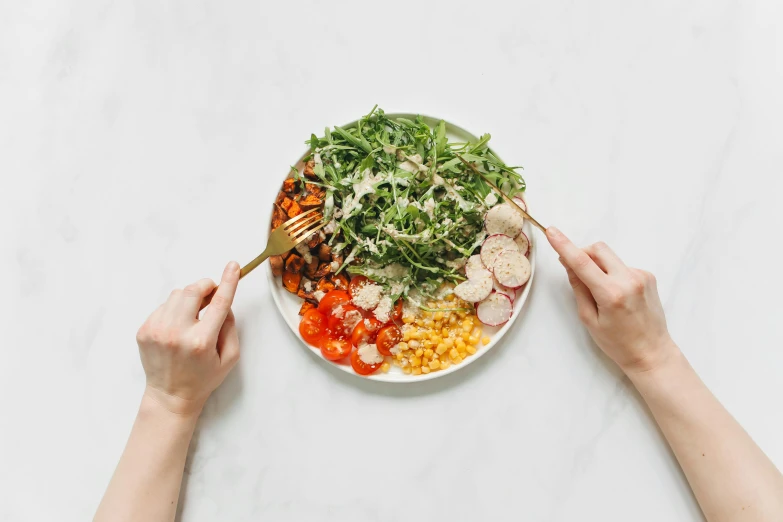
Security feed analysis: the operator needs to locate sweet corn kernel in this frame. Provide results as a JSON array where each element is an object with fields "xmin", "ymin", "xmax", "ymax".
[
  {"xmin": 412, "ymin": 367, "xmax": 422, "ymax": 375},
  {"xmin": 408, "ymin": 340, "xmax": 420, "ymax": 349},
  {"xmin": 421, "ymin": 366, "xmax": 431, "ymax": 374},
  {"xmin": 453, "ymin": 355, "xmax": 463, "ymax": 364},
  {"xmin": 482, "ymin": 337, "xmax": 490, "ymax": 345},
  {"xmin": 440, "ymin": 359, "xmax": 451, "ymax": 370},
  {"xmin": 436, "ymin": 344, "xmax": 448, "ymax": 355},
  {"xmin": 444, "ymin": 338, "xmax": 454, "ymax": 348},
  {"xmin": 472, "ymin": 327, "xmax": 482, "ymax": 337},
  {"xmin": 403, "ymin": 315, "xmax": 414, "ymax": 324},
  {"xmin": 466, "ymin": 345, "xmax": 477, "ymax": 355},
  {"xmin": 415, "ymin": 348, "xmax": 424, "ymax": 357},
  {"xmin": 424, "ymin": 348, "xmax": 434, "ymax": 359},
  {"xmin": 448, "ymin": 316, "xmax": 457, "ymax": 325},
  {"xmin": 398, "ymin": 342, "xmax": 408, "ymax": 351},
  {"xmin": 434, "ymin": 321, "xmax": 442, "ymax": 330},
  {"xmin": 433, "ymin": 312, "xmax": 443, "ymax": 321},
  {"xmin": 441, "ymin": 327, "xmax": 449, "ymax": 336},
  {"xmin": 429, "ymin": 359, "xmax": 441, "ymax": 370},
  {"xmin": 411, "ymin": 356, "xmax": 422, "ymax": 367},
  {"xmin": 381, "ymin": 362, "xmax": 390, "ymax": 373},
  {"xmin": 449, "ymin": 348, "xmax": 459, "ymax": 359},
  {"xmin": 456, "ymin": 339, "xmax": 466, "ymax": 349},
  {"xmin": 396, "ymin": 352, "xmax": 404, "ymax": 361},
  {"xmin": 424, "ymin": 340, "xmax": 434, "ymax": 349},
  {"xmin": 422, "ymin": 356, "xmax": 429, "ymax": 365},
  {"xmin": 469, "ymin": 335, "xmax": 479, "ymax": 345},
  {"xmin": 462, "ymin": 326, "xmax": 472, "ymax": 334},
  {"xmin": 461, "ymin": 332, "xmax": 471, "ymax": 341},
  {"xmin": 445, "ymin": 294, "xmax": 455, "ymax": 301},
  {"xmin": 403, "ymin": 332, "xmax": 412, "ymax": 342}
]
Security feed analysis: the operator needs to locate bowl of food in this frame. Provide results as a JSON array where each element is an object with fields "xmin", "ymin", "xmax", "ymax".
[{"xmin": 267, "ymin": 107, "xmax": 535, "ymax": 381}]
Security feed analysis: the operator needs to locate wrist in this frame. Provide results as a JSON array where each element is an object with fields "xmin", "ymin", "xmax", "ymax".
[
  {"xmin": 142, "ymin": 385, "xmax": 205, "ymax": 420},
  {"xmin": 620, "ymin": 337, "xmax": 682, "ymax": 378}
]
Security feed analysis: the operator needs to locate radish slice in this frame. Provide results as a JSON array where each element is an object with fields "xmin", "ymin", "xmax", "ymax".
[
  {"xmin": 493, "ymin": 277, "xmax": 515, "ymax": 302},
  {"xmin": 480, "ymin": 234, "xmax": 518, "ymax": 270},
  {"xmin": 477, "ymin": 292, "xmax": 513, "ymax": 326},
  {"xmin": 514, "ymin": 231, "xmax": 530, "ymax": 257},
  {"xmin": 465, "ymin": 254, "xmax": 490, "ymax": 280},
  {"xmin": 493, "ymin": 250, "xmax": 531, "ymax": 289},
  {"xmin": 484, "ymin": 203, "xmax": 525, "ymax": 237},
  {"xmin": 512, "ymin": 196, "xmax": 527, "ymax": 212},
  {"xmin": 454, "ymin": 275, "xmax": 493, "ymax": 303}
]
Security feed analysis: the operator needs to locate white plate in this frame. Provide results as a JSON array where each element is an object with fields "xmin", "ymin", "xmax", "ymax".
[{"xmin": 267, "ymin": 114, "xmax": 536, "ymax": 382}]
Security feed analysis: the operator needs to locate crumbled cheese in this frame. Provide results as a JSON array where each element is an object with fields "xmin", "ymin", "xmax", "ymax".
[
  {"xmin": 313, "ymin": 290, "xmax": 325, "ymax": 301},
  {"xmin": 433, "ymin": 173, "xmax": 445, "ymax": 185},
  {"xmin": 332, "ymin": 305, "xmax": 345, "ymax": 319},
  {"xmin": 314, "ymin": 153, "xmax": 322, "ymax": 165},
  {"xmin": 295, "ymin": 242, "xmax": 313, "ymax": 264},
  {"xmin": 330, "ymin": 260, "xmax": 339, "ymax": 271},
  {"xmin": 324, "ymin": 218, "xmax": 337, "ymax": 234},
  {"xmin": 343, "ymin": 309, "xmax": 363, "ymax": 333},
  {"xmin": 352, "ymin": 282, "xmax": 383, "ymax": 310},
  {"xmin": 443, "ymin": 217, "xmax": 453, "ymax": 226},
  {"xmin": 303, "ymin": 281, "xmax": 313, "ymax": 292},
  {"xmin": 423, "ymin": 198, "xmax": 436, "ymax": 218},
  {"xmin": 485, "ymin": 192, "xmax": 498, "ymax": 206},
  {"xmin": 364, "ymin": 318, "xmax": 378, "ymax": 330},
  {"xmin": 390, "ymin": 343, "xmax": 402, "ymax": 355},
  {"xmin": 373, "ymin": 296, "xmax": 393, "ymax": 323},
  {"xmin": 358, "ymin": 342, "xmax": 384, "ymax": 365}
]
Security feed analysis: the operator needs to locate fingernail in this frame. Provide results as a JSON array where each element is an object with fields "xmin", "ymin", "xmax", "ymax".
[
  {"xmin": 547, "ymin": 227, "xmax": 560, "ymax": 238},
  {"xmin": 226, "ymin": 261, "xmax": 240, "ymax": 275}
]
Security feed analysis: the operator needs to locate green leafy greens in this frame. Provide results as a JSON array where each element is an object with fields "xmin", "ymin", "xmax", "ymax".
[{"xmin": 306, "ymin": 106, "xmax": 525, "ymax": 300}]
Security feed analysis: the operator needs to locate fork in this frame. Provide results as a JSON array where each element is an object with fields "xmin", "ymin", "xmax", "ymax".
[{"xmin": 200, "ymin": 208, "xmax": 326, "ymax": 309}]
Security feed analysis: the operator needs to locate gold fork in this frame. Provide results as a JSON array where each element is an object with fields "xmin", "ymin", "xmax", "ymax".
[{"xmin": 201, "ymin": 208, "xmax": 326, "ymax": 309}]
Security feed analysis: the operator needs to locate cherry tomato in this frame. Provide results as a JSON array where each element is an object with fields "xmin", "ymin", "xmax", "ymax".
[
  {"xmin": 327, "ymin": 303, "xmax": 363, "ymax": 336},
  {"xmin": 350, "ymin": 348, "xmax": 382, "ymax": 375},
  {"xmin": 317, "ymin": 290, "xmax": 351, "ymax": 315},
  {"xmin": 299, "ymin": 309, "xmax": 327, "ymax": 346},
  {"xmin": 348, "ymin": 275, "xmax": 368, "ymax": 298},
  {"xmin": 350, "ymin": 317, "xmax": 383, "ymax": 347},
  {"xmin": 391, "ymin": 299, "xmax": 403, "ymax": 322},
  {"xmin": 376, "ymin": 324, "xmax": 402, "ymax": 356},
  {"xmin": 320, "ymin": 335, "xmax": 352, "ymax": 361}
]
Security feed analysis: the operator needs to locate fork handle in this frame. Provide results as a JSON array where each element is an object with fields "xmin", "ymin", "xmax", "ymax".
[{"xmin": 199, "ymin": 251, "xmax": 269, "ymax": 311}]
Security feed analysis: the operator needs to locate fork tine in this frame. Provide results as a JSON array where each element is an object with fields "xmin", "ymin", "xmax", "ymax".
[
  {"xmin": 291, "ymin": 221, "xmax": 327, "ymax": 248},
  {"xmin": 287, "ymin": 214, "xmax": 322, "ymax": 235},
  {"xmin": 283, "ymin": 208, "xmax": 319, "ymax": 228}
]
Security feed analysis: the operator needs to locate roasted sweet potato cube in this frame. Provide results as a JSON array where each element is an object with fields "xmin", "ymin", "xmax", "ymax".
[
  {"xmin": 317, "ymin": 243, "xmax": 332, "ymax": 261},
  {"xmin": 332, "ymin": 272, "xmax": 350, "ymax": 291},
  {"xmin": 314, "ymin": 262, "xmax": 331, "ymax": 278},
  {"xmin": 282, "ymin": 271, "xmax": 301, "ymax": 293},
  {"xmin": 306, "ymin": 230, "xmax": 324, "ymax": 249},
  {"xmin": 287, "ymin": 200, "xmax": 302, "ymax": 218},
  {"xmin": 303, "ymin": 160, "xmax": 316, "ymax": 179},
  {"xmin": 280, "ymin": 249, "xmax": 292, "ymax": 260},
  {"xmin": 280, "ymin": 197, "xmax": 293, "ymax": 212},
  {"xmin": 282, "ymin": 178, "xmax": 297, "ymax": 194},
  {"xmin": 285, "ymin": 253, "xmax": 304, "ymax": 273},
  {"xmin": 298, "ymin": 301, "xmax": 315, "ymax": 315},
  {"xmin": 269, "ymin": 255, "xmax": 284, "ymax": 276},
  {"xmin": 297, "ymin": 288, "xmax": 316, "ymax": 303},
  {"xmin": 299, "ymin": 194, "xmax": 323, "ymax": 210},
  {"xmin": 275, "ymin": 191, "xmax": 287, "ymax": 205},
  {"xmin": 302, "ymin": 257, "xmax": 319, "ymax": 278},
  {"xmin": 316, "ymin": 278, "xmax": 335, "ymax": 293},
  {"xmin": 305, "ymin": 183, "xmax": 325, "ymax": 198},
  {"xmin": 271, "ymin": 205, "xmax": 286, "ymax": 229}
]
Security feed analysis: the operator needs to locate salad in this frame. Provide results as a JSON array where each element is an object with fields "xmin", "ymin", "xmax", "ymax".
[{"xmin": 270, "ymin": 107, "xmax": 531, "ymax": 376}]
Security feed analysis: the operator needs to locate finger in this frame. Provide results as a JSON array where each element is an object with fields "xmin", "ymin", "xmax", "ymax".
[
  {"xmin": 202, "ymin": 261, "xmax": 241, "ymax": 333},
  {"xmin": 161, "ymin": 289, "xmax": 185, "ymax": 322},
  {"xmin": 217, "ymin": 309, "xmax": 240, "ymax": 368},
  {"xmin": 182, "ymin": 278, "xmax": 217, "ymax": 317},
  {"xmin": 583, "ymin": 242, "xmax": 627, "ymax": 275},
  {"xmin": 559, "ymin": 258, "xmax": 598, "ymax": 323},
  {"xmin": 546, "ymin": 227, "xmax": 607, "ymax": 291}
]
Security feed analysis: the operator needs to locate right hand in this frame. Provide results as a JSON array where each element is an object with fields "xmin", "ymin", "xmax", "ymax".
[{"xmin": 546, "ymin": 227, "xmax": 678, "ymax": 375}]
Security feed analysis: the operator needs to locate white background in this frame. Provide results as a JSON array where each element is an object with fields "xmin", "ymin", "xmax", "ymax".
[{"xmin": 2, "ymin": 1, "xmax": 782, "ymax": 520}]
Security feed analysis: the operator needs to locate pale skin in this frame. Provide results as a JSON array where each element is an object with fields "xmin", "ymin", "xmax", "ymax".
[{"xmin": 95, "ymin": 233, "xmax": 783, "ymax": 522}]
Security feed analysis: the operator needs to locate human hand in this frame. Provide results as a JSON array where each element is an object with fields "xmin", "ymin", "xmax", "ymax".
[
  {"xmin": 136, "ymin": 261, "xmax": 241, "ymax": 415},
  {"xmin": 546, "ymin": 228, "xmax": 678, "ymax": 375}
]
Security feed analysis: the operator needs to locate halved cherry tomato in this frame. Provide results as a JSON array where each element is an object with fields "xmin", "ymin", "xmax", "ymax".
[
  {"xmin": 376, "ymin": 324, "xmax": 402, "ymax": 356},
  {"xmin": 391, "ymin": 299, "xmax": 403, "ymax": 322},
  {"xmin": 328, "ymin": 303, "xmax": 363, "ymax": 336},
  {"xmin": 350, "ymin": 348, "xmax": 382, "ymax": 375},
  {"xmin": 348, "ymin": 275, "xmax": 368, "ymax": 298},
  {"xmin": 320, "ymin": 335, "xmax": 352, "ymax": 361},
  {"xmin": 317, "ymin": 290, "xmax": 351, "ymax": 315},
  {"xmin": 299, "ymin": 309, "xmax": 327, "ymax": 346},
  {"xmin": 350, "ymin": 317, "xmax": 383, "ymax": 347}
]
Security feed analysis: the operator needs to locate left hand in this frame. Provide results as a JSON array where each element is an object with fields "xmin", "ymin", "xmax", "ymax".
[{"xmin": 136, "ymin": 262, "xmax": 241, "ymax": 415}]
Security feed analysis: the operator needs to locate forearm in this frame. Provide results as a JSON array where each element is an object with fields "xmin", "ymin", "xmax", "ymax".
[
  {"xmin": 94, "ymin": 390, "xmax": 199, "ymax": 522},
  {"xmin": 629, "ymin": 347, "xmax": 783, "ymax": 522}
]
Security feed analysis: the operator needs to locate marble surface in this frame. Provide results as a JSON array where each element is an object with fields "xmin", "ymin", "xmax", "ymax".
[{"xmin": 2, "ymin": 1, "xmax": 783, "ymax": 520}]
